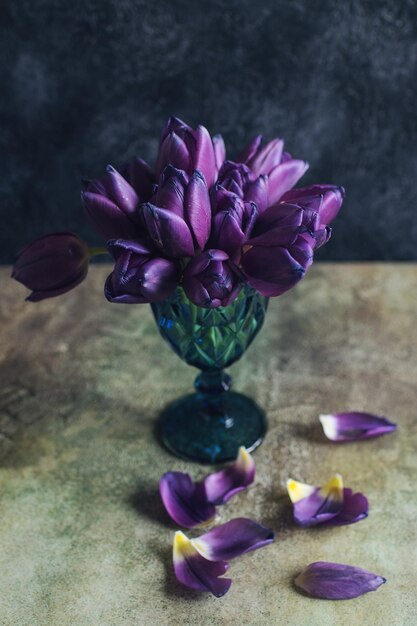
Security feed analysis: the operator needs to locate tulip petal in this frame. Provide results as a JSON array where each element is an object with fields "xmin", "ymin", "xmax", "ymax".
[
  {"xmin": 322, "ymin": 488, "xmax": 369, "ymax": 527},
  {"xmin": 268, "ymin": 160, "xmax": 309, "ymax": 205},
  {"xmin": 155, "ymin": 166, "xmax": 188, "ymax": 217},
  {"xmin": 248, "ymin": 203, "xmax": 303, "ymax": 247},
  {"xmin": 156, "ymin": 132, "xmax": 191, "ymax": 176},
  {"xmin": 204, "ymin": 447, "xmax": 255, "ymax": 505},
  {"xmin": 192, "ymin": 518, "xmax": 274, "ymax": 561},
  {"xmin": 294, "ymin": 562, "xmax": 386, "ymax": 600},
  {"xmin": 213, "ymin": 134, "xmax": 226, "ymax": 171},
  {"xmin": 287, "ymin": 475, "xmax": 344, "ymax": 527},
  {"xmin": 242, "ymin": 245, "xmax": 305, "ymax": 297},
  {"xmin": 81, "ymin": 191, "xmax": 139, "ymax": 240},
  {"xmin": 195, "ymin": 125, "xmax": 217, "ymax": 188},
  {"xmin": 248, "ymin": 138, "xmax": 284, "ymax": 176},
  {"xmin": 141, "ymin": 203, "xmax": 195, "ymax": 258},
  {"xmin": 236, "ymin": 134, "xmax": 263, "ymax": 164},
  {"xmin": 160, "ymin": 472, "xmax": 216, "ymax": 528},
  {"xmin": 281, "ymin": 185, "xmax": 345, "ymax": 226},
  {"xmin": 184, "ymin": 170, "xmax": 211, "ymax": 249},
  {"xmin": 173, "ymin": 531, "xmax": 231, "ymax": 597},
  {"xmin": 105, "ymin": 165, "xmax": 139, "ymax": 213},
  {"xmin": 319, "ymin": 413, "xmax": 397, "ymax": 442},
  {"xmin": 244, "ymin": 175, "xmax": 269, "ymax": 214},
  {"xmin": 121, "ymin": 157, "xmax": 156, "ymax": 202}
]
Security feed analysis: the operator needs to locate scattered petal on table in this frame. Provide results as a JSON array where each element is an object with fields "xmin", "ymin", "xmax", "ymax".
[
  {"xmin": 160, "ymin": 472, "xmax": 215, "ymax": 528},
  {"xmin": 287, "ymin": 475, "xmax": 344, "ymax": 527},
  {"xmin": 319, "ymin": 412, "xmax": 397, "ymax": 442},
  {"xmin": 203, "ymin": 446, "xmax": 255, "ymax": 505},
  {"xmin": 294, "ymin": 561, "xmax": 386, "ymax": 600},
  {"xmin": 173, "ymin": 531, "xmax": 231, "ymax": 597},
  {"xmin": 192, "ymin": 517, "xmax": 275, "ymax": 561}
]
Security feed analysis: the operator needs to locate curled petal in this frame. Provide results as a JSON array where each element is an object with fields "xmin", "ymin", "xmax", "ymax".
[
  {"xmin": 294, "ymin": 562, "xmax": 386, "ymax": 600},
  {"xmin": 287, "ymin": 475, "xmax": 344, "ymax": 527},
  {"xmin": 319, "ymin": 413, "xmax": 397, "ymax": 442},
  {"xmin": 281, "ymin": 185, "xmax": 345, "ymax": 226},
  {"xmin": 173, "ymin": 531, "xmax": 231, "ymax": 597},
  {"xmin": 160, "ymin": 472, "xmax": 215, "ymax": 528},
  {"xmin": 155, "ymin": 166, "xmax": 188, "ymax": 217},
  {"xmin": 322, "ymin": 488, "xmax": 368, "ymax": 527},
  {"xmin": 192, "ymin": 518, "xmax": 274, "ymax": 561},
  {"xmin": 248, "ymin": 203, "xmax": 303, "ymax": 247},
  {"xmin": 204, "ymin": 447, "xmax": 255, "ymax": 505},
  {"xmin": 268, "ymin": 160, "xmax": 309, "ymax": 205}
]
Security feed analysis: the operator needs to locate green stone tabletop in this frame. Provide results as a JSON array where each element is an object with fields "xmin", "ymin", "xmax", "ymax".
[{"xmin": 0, "ymin": 264, "xmax": 416, "ymax": 626}]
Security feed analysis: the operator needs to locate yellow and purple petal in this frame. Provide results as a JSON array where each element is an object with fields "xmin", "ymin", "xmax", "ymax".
[
  {"xmin": 173, "ymin": 531, "xmax": 231, "ymax": 597},
  {"xmin": 294, "ymin": 561, "xmax": 386, "ymax": 600},
  {"xmin": 287, "ymin": 475, "xmax": 344, "ymax": 527},
  {"xmin": 319, "ymin": 412, "xmax": 397, "ymax": 442},
  {"xmin": 322, "ymin": 488, "xmax": 368, "ymax": 527},
  {"xmin": 160, "ymin": 472, "xmax": 215, "ymax": 528},
  {"xmin": 192, "ymin": 518, "xmax": 274, "ymax": 561},
  {"xmin": 204, "ymin": 446, "xmax": 255, "ymax": 505}
]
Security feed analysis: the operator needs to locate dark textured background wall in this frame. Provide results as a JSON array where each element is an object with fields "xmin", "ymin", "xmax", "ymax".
[{"xmin": 1, "ymin": 0, "xmax": 416, "ymax": 262}]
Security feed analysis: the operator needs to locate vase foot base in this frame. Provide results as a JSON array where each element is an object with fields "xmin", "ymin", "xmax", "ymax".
[{"xmin": 159, "ymin": 391, "xmax": 267, "ymax": 464}]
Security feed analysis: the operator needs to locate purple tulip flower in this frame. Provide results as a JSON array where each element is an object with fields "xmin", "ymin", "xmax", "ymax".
[
  {"xmin": 12, "ymin": 232, "xmax": 90, "ymax": 302},
  {"xmin": 156, "ymin": 117, "xmax": 217, "ymax": 188},
  {"xmin": 211, "ymin": 196, "xmax": 258, "ymax": 263},
  {"xmin": 295, "ymin": 562, "xmax": 386, "ymax": 600},
  {"xmin": 143, "ymin": 167, "xmax": 211, "ymax": 256},
  {"xmin": 81, "ymin": 165, "xmax": 144, "ymax": 241},
  {"xmin": 104, "ymin": 239, "xmax": 180, "ymax": 303},
  {"xmin": 183, "ymin": 249, "xmax": 242, "ymax": 308}
]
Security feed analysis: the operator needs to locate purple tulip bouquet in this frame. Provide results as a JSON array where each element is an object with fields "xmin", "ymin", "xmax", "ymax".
[{"xmin": 13, "ymin": 117, "xmax": 344, "ymax": 463}]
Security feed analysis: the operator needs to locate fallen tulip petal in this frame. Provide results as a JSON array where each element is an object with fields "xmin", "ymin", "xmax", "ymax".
[
  {"xmin": 192, "ymin": 517, "xmax": 274, "ymax": 561},
  {"xmin": 160, "ymin": 472, "xmax": 216, "ymax": 528},
  {"xmin": 322, "ymin": 488, "xmax": 368, "ymax": 527},
  {"xmin": 294, "ymin": 561, "xmax": 386, "ymax": 600},
  {"xmin": 287, "ymin": 475, "xmax": 344, "ymax": 527},
  {"xmin": 173, "ymin": 531, "xmax": 231, "ymax": 597},
  {"xmin": 319, "ymin": 413, "xmax": 397, "ymax": 442},
  {"xmin": 204, "ymin": 447, "xmax": 255, "ymax": 505}
]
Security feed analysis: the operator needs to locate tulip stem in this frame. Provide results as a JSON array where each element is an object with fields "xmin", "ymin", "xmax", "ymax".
[{"xmin": 89, "ymin": 247, "xmax": 109, "ymax": 258}]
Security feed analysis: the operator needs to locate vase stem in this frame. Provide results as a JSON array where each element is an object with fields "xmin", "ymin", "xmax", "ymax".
[{"xmin": 194, "ymin": 370, "xmax": 232, "ymax": 394}]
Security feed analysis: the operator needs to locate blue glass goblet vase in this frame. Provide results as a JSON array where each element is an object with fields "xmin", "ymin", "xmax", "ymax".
[{"xmin": 150, "ymin": 285, "xmax": 268, "ymax": 463}]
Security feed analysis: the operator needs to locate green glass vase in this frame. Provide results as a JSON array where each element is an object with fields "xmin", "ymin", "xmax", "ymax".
[{"xmin": 150, "ymin": 285, "xmax": 269, "ymax": 463}]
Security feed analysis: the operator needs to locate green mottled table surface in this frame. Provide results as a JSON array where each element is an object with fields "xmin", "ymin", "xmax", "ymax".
[{"xmin": 0, "ymin": 264, "xmax": 416, "ymax": 626}]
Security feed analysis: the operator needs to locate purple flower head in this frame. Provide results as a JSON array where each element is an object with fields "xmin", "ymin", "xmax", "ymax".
[
  {"xmin": 287, "ymin": 475, "xmax": 368, "ymax": 527},
  {"xmin": 81, "ymin": 165, "xmax": 144, "ymax": 241},
  {"xmin": 241, "ymin": 235, "xmax": 313, "ymax": 297},
  {"xmin": 156, "ymin": 117, "xmax": 217, "ymax": 188},
  {"xmin": 104, "ymin": 239, "xmax": 180, "ymax": 304},
  {"xmin": 319, "ymin": 412, "xmax": 397, "ymax": 442},
  {"xmin": 294, "ymin": 562, "xmax": 386, "ymax": 600},
  {"xmin": 145, "ymin": 167, "xmax": 211, "ymax": 255},
  {"xmin": 173, "ymin": 518, "xmax": 274, "ymax": 597},
  {"xmin": 211, "ymin": 196, "xmax": 258, "ymax": 263},
  {"xmin": 12, "ymin": 232, "xmax": 90, "ymax": 302},
  {"xmin": 160, "ymin": 447, "xmax": 256, "ymax": 528},
  {"xmin": 183, "ymin": 249, "xmax": 243, "ymax": 308}
]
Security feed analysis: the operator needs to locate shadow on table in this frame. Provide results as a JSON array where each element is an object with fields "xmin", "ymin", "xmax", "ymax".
[{"xmin": 127, "ymin": 481, "xmax": 177, "ymax": 529}]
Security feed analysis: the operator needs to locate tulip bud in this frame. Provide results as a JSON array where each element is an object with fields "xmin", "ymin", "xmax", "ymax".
[
  {"xmin": 211, "ymin": 198, "xmax": 257, "ymax": 263},
  {"xmin": 105, "ymin": 239, "xmax": 180, "ymax": 303},
  {"xmin": 81, "ymin": 165, "xmax": 141, "ymax": 240},
  {"xmin": 12, "ymin": 233, "xmax": 90, "ymax": 302},
  {"xmin": 183, "ymin": 249, "xmax": 242, "ymax": 308}
]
